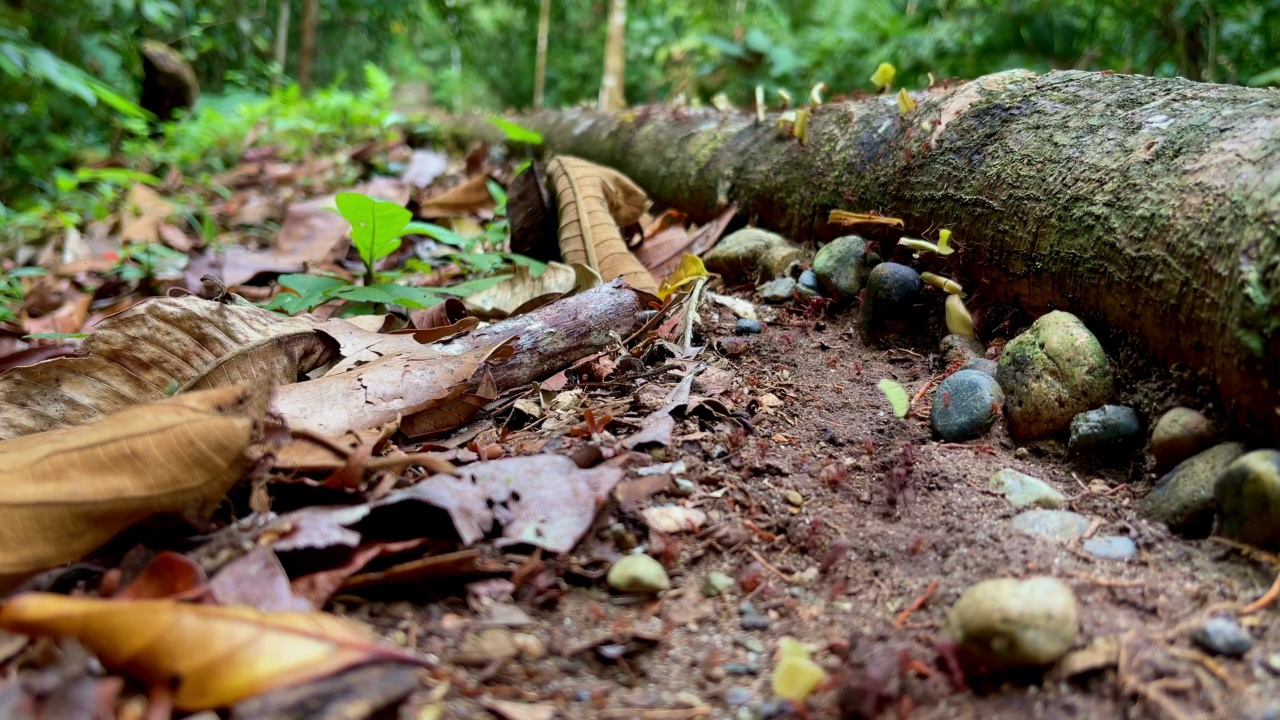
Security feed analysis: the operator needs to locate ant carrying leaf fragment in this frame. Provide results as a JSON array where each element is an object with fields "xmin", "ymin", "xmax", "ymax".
[{"xmin": 877, "ymin": 379, "xmax": 910, "ymax": 418}]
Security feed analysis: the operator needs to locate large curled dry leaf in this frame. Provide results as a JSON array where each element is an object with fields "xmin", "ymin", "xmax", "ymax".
[
  {"xmin": 272, "ymin": 339, "xmax": 512, "ymax": 436},
  {"xmin": 0, "ymin": 296, "xmax": 336, "ymax": 441},
  {"xmin": 0, "ymin": 385, "xmax": 269, "ymax": 592},
  {"xmin": 545, "ymin": 156, "xmax": 657, "ymax": 294},
  {"xmin": 463, "ymin": 262, "xmax": 599, "ymax": 320},
  {"xmin": 0, "ymin": 592, "xmax": 425, "ymax": 710}
]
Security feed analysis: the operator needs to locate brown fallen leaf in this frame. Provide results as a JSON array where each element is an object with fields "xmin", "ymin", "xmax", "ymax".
[
  {"xmin": 463, "ymin": 262, "xmax": 598, "ymax": 320},
  {"xmin": 409, "ymin": 296, "xmax": 468, "ymax": 330},
  {"xmin": 0, "ymin": 296, "xmax": 336, "ymax": 441},
  {"xmin": 480, "ymin": 697, "xmax": 558, "ymax": 720},
  {"xmin": 400, "ymin": 366, "xmax": 498, "ymax": 439},
  {"xmin": 120, "ymin": 183, "xmax": 173, "ymax": 243},
  {"xmin": 0, "ymin": 592, "xmax": 429, "ymax": 710},
  {"xmin": 113, "ymin": 551, "xmax": 208, "ymax": 601},
  {"xmin": 545, "ymin": 156, "xmax": 657, "ymax": 294},
  {"xmin": 634, "ymin": 203, "xmax": 737, "ymax": 279},
  {"xmin": 209, "ymin": 548, "xmax": 310, "ymax": 612},
  {"xmin": 0, "ymin": 385, "xmax": 269, "ymax": 594},
  {"xmin": 417, "ymin": 173, "xmax": 495, "ymax": 218}
]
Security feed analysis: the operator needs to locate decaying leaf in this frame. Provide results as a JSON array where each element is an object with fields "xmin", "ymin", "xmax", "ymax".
[
  {"xmin": 417, "ymin": 174, "xmax": 495, "ymax": 219},
  {"xmin": 0, "ymin": 296, "xmax": 335, "ymax": 440},
  {"xmin": 0, "ymin": 592, "xmax": 427, "ymax": 710},
  {"xmin": 0, "ymin": 385, "xmax": 269, "ymax": 593},
  {"xmin": 400, "ymin": 367, "xmax": 498, "ymax": 439},
  {"xmin": 545, "ymin": 156, "xmax": 658, "ymax": 294},
  {"xmin": 120, "ymin": 183, "xmax": 174, "ymax": 244},
  {"xmin": 463, "ymin": 262, "xmax": 599, "ymax": 320}
]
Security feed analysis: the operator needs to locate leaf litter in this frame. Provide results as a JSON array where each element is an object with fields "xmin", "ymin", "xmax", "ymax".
[{"xmin": 0, "ymin": 128, "xmax": 1274, "ymax": 720}]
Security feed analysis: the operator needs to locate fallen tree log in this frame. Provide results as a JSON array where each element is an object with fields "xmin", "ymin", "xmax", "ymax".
[{"xmin": 454, "ymin": 69, "xmax": 1280, "ymax": 440}]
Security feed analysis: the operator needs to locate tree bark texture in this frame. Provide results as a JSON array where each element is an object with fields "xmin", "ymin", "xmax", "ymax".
[{"xmin": 462, "ymin": 70, "xmax": 1280, "ymax": 438}]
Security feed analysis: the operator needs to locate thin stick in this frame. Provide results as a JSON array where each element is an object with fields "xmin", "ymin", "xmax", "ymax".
[
  {"xmin": 596, "ymin": 709, "xmax": 711, "ymax": 719},
  {"xmin": 745, "ymin": 547, "xmax": 794, "ymax": 583},
  {"xmin": 1240, "ymin": 566, "xmax": 1280, "ymax": 614},
  {"xmin": 1066, "ymin": 571, "xmax": 1149, "ymax": 588},
  {"xmin": 682, "ymin": 277, "xmax": 708, "ymax": 352},
  {"xmin": 895, "ymin": 578, "xmax": 939, "ymax": 628}
]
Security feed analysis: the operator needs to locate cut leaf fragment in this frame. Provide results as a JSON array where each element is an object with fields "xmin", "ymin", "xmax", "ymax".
[
  {"xmin": 828, "ymin": 210, "xmax": 905, "ymax": 229},
  {"xmin": 773, "ymin": 637, "xmax": 825, "ymax": 702},
  {"xmin": 870, "ymin": 62, "xmax": 896, "ymax": 90},
  {"xmin": 0, "ymin": 592, "xmax": 426, "ymax": 710},
  {"xmin": 657, "ymin": 254, "xmax": 710, "ymax": 301},
  {"xmin": 878, "ymin": 378, "xmax": 910, "ymax": 418},
  {"xmin": 945, "ymin": 294, "xmax": 976, "ymax": 337}
]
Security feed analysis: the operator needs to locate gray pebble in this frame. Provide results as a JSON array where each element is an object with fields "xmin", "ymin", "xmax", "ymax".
[
  {"xmin": 944, "ymin": 576, "xmax": 1078, "ymax": 669},
  {"xmin": 1192, "ymin": 616, "xmax": 1253, "ymax": 657},
  {"xmin": 963, "ymin": 357, "xmax": 999, "ymax": 377},
  {"xmin": 797, "ymin": 269, "xmax": 823, "ymax": 294},
  {"xmin": 813, "ymin": 235, "xmax": 871, "ymax": 301},
  {"xmin": 724, "ymin": 687, "xmax": 754, "ymax": 707},
  {"xmin": 740, "ymin": 613, "xmax": 771, "ymax": 630},
  {"xmin": 1068, "ymin": 405, "xmax": 1143, "ymax": 464},
  {"xmin": 989, "ymin": 468, "xmax": 1065, "ymax": 509},
  {"xmin": 931, "ymin": 369, "xmax": 1005, "ymax": 441},
  {"xmin": 704, "ymin": 572, "xmax": 735, "ymax": 598},
  {"xmin": 1141, "ymin": 442, "xmax": 1244, "ymax": 536},
  {"xmin": 606, "ymin": 554, "xmax": 670, "ymax": 594},
  {"xmin": 940, "ymin": 334, "xmax": 986, "ymax": 365},
  {"xmin": 760, "ymin": 277, "xmax": 797, "ymax": 304},
  {"xmin": 736, "ymin": 318, "xmax": 763, "ymax": 335},
  {"xmin": 724, "ymin": 662, "xmax": 760, "ymax": 676},
  {"xmin": 1082, "ymin": 535, "xmax": 1138, "ymax": 560},
  {"xmin": 1151, "ymin": 407, "xmax": 1215, "ymax": 472},
  {"xmin": 1011, "ymin": 509, "xmax": 1092, "ymax": 542}
]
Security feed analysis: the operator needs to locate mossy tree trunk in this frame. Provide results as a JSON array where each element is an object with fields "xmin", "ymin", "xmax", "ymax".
[{"xmin": 461, "ymin": 70, "xmax": 1280, "ymax": 439}]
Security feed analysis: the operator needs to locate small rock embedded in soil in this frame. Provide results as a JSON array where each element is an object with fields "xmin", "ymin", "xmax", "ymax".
[
  {"xmin": 760, "ymin": 277, "xmax": 797, "ymax": 304},
  {"xmin": 704, "ymin": 228, "xmax": 804, "ymax": 284},
  {"xmin": 1067, "ymin": 405, "xmax": 1143, "ymax": 464},
  {"xmin": 813, "ymin": 235, "xmax": 873, "ymax": 301},
  {"xmin": 944, "ymin": 576, "xmax": 1078, "ymax": 670},
  {"xmin": 963, "ymin": 357, "xmax": 998, "ymax": 377},
  {"xmin": 606, "ymin": 554, "xmax": 670, "ymax": 594},
  {"xmin": 930, "ymin": 369, "xmax": 1004, "ymax": 442},
  {"xmin": 724, "ymin": 687, "xmax": 754, "ymax": 706},
  {"xmin": 1140, "ymin": 442, "xmax": 1244, "ymax": 537},
  {"xmin": 858, "ymin": 262, "xmax": 923, "ymax": 347},
  {"xmin": 1192, "ymin": 615, "xmax": 1253, "ymax": 657},
  {"xmin": 996, "ymin": 311, "xmax": 1114, "ymax": 441},
  {"xmin": 797, "ymin": 269, "xmax": 823, "ymax": 295},
  {"xmin": 1011, "ymin": 509, "xmax": 1092, "ymax": 542},
  {"xmin": 704, "ymin": 572, "xmax": 735, "ymax": 598},
  {"xmin": 1151, "ymin": 406, "xmax": 1215, "ymax": 472},
  {"xmin": 1214, "ymin": 449, "xmax": 1280, "ymax": 548},
  {"xmin": 940, "ymin": 334, "xmax": 986, "ymax": 365},
  {"xmin": 1082, "ymin": 535, "xmax": 1138, "ymax": 560},
  {"xmin": 989, "ymin": 468, "xmax": 1065, "ymax": 509},
  {"xmin": 736, "ymin": 318, "xmax": 763, "ymax": 335}
]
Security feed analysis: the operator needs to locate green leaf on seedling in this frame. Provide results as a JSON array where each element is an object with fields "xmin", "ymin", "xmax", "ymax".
[
  {"xmin": 878, "ymin": 378, "xmax": 910, "ymax": 418},
  {"xmin": 335, "ymin": 192, "xmax": 413, "ymax": 269},
  {"xmin": 23, "ymin": 333, "xmax": 90, "ymax": 340},
  {"xmin": 269, "ymin": 273, "xmax": 347, "ymax": 314},
  {"xmin": 488, "ymin": 117, "xmax": 543, "ymax": 145},
  {"xmin": 415, "ymin": 222, "xmax": 471, "ymax": 248}
]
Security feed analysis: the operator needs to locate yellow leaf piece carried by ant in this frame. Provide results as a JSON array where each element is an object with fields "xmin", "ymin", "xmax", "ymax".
[
  {"xmin": 809, "ymin": 82, "xmax": 827, "ymax": 106},
  {"xmin": 870, "ymin": 62, "xmax": 896, "ymax": 90},
  {"xmin": 658, "ymin": 253, "xmax": 710, "ymax": 301},
  {"xmin": 793, "ymin": 108, "xmax": 810, "ymax": 145},
  {"xmin": 945, "ymin": 294, "xmax": 975, "ymax": 337},
  {"xmin": 773, "ymin": 637, "xmax": 826, "ymax": 702},
  {"xmin": 897, "ymin": 88, "xmax": 917, "ymax": 115},
  {"xmin": 828, "ymin": 210, "xmax": 905, "ymax": 229},
  {"xmin": 755, "ymin": 85, "xmax": 766, "ymax": 123},
  {"xmin": 898, "ymin": 238, "xmax": 940, "ymax": 256},
  {"xmin": 776, "ymin": 110, "xmax": 796, "ymax": 138},
  {"xmin": 878, "ymin": 379, "xmax": 910, "ymax": 418},
  {"xmin": 936, "ymin": 229, "xmax": 955, "ymax": 255},
  {"xmin": 921, "ymin": 271, "xmax": 965, "ymax": 297}
]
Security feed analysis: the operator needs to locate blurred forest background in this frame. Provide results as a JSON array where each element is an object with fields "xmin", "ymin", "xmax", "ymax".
[{"xmin": 3, "ymin": 0, "xmax": 1280, "ymax": 225}]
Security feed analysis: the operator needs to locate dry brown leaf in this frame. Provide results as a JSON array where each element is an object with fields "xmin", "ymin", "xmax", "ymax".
[
  {"xmin": 120, "ymin": 183, "xmax": 173, "ymax": 243},
  {"xmin": 417, "ymin": 174, "xmax": 495, "ymax": 219},
  {"xmin": 0, "ymin": 296, "xmax": 336, "ymax": 441},
  {"xmin": 400, "ymin": 367, "xmax": 498, "ymax": 439},
  {"xmin": 545, "ymin": 156, "xmax": 657, "ymax": 294},
  {"xmin": 634, "ymin": 203, "xmax": 737, "ymax": 278},
  {"xmin": 409, "ymin": 297, "xmax": 468, "ymax": 330},
  {"xmin": 0, "ymin": 592, "xmax": 427, "ymax": 710},
  {"xmin": 0, "ymin": 385, "xmax": 269, "ymax": 592},
  {"xmin": 463, "ymin": 262, "xmax": 599, "ymax": 320},
  {"xmin": 272, "ymin": 339, "xmax": 511, "ymax": 436}
]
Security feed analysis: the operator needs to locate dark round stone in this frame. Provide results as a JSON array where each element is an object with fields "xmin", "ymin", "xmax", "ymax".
[
  {"xmin": 1192, "ymin": 616, "xmax": 1253, "ymax": 657},
  {"xmin": 735, "ymin": 318, "xmax": 763, "ymax": 335},
  {"xmin": 931, "ymin": 369, "xmax": 1005, "ymax": 441},
  {"xmin": 1067, "ymin": 405, "xmax": 1143, "ymax": 464},
  {"xmin": 858, "ymin": 262, "xmax": 923, "ymax": 346}
]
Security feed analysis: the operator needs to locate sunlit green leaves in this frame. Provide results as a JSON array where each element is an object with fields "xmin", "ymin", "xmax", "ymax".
[{"xmin": 334, "ymin": 193, "xmax": 415, "ymax": 273}]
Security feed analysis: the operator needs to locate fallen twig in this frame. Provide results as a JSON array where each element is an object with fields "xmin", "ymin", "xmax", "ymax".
[
  {"xmin": 895, "ymin": 578, "xmax": 939, "ymax": 627},
  {"xmin": 1240, "ymin": 566, "xmax": 1280, "ymax": 614},
  {"xmin": 1066, "ymin": 571, "xmax": 1149, "ymax": 588},
  {"xmin": 744, "ymin": 547, "xmax": 794, "ymax": 583},
  {"xmin": 596, "ymin": 708, "xmax": 712, "ymax": 719}
]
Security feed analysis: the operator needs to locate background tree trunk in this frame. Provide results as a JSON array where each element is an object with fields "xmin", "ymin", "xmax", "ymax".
[
  {"xmin": 297, "ymin": 0, "xmax": 319, "ymax": 91},
  {"xmin": 465, "ymin": 70, "xmax": 1280, "ymax": 439},
  {"xmin": 533, "ymin": 0, "xmax": 551, "ymax": 110},
  {"xmin": 597, "ymin": 0, "xmax": 626, "ymax": 111},
  {"xmin": 272, "ymin": 0, "xmax": 290, "ymax": 90}
]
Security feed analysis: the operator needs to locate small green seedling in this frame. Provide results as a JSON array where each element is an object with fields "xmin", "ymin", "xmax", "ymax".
[
  {"xmin": 878, "ymin": 378, "xmax": 910, "ymax": 418},
  {"xmin": 334, "ymin": 192, "xmax": 433, "ymax": 286}
]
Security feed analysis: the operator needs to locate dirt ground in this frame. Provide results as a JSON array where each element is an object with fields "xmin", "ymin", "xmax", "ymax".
[{"xmin": 351, "ymin": 299, "xmax": 1280, "ymax": 720}]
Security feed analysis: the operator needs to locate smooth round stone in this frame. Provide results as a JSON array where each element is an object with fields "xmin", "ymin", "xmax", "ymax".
[
  {"xmin": 703, "ymin": 229, "xmax": 804, "ymax": 284},
  {"xmin": 996, "ymin": 311, "xmax": 1114, "ymax": 441},
  {"xmin": 858, "ymin": 262, "xmax": 923, "ymax": 347},
  {"xmin": 606, "ymin": 554, "xmax": 670, "ymax": 594},
  {"xmin": 941, "ymin": 334, "xmax": 986, "ymax": 365},
  {"xmin": 759, "ymin": 277, "xmax": 797, "ymax": 304},
  {"xmin": 930, "ymin": 369, "xmax": 1005, "ymax": 442},
  {"xmin": 812, "ymin": 235, "xmax": 871, "ymax": 301},
  {"xmin": 989, "ymin": 468, "xmax": 1065, "ymax": 509},
  {"xmin": 1141, "ymin": 442, "xmax": 1244, "ymax": 537},
  {"xmin": 1192, "ymin": 616, "xmax": 1253, "ymax": 657},
  {"xmin": 704, "ymin": 572, "xmax": 735, "ymax": 598},
  {"xmin": 1011, "ymin": 509, "xmax": 1092, "ymax": 542},
  {"xmin": 1214, "ymin": 449, "xmax": 1280, "ymax": 548},
  {"xmin": 943, "ymin": 576, "xmax": 1078, "ymax": 669},
  {"xmin": 1068, "ymin": 405, "xmax": 1144, "ymax": 465},
  {"xmin": 1082, "ymin": 535, "xmax": 1137, "ymax": 560},
  {"xmin": 963, "ymin": 358, "xmax": 998, "ymax": 377},
  {"xmin": 736, "ymin": 318, "xmax": 763, "ymax": 335},
  {"xmin": 797, "ymin": 269, "xmax": 822, "ymax": 294},
  {"xmin": 1151, "ymin": 407, "xmax": 1214, "ymax": 472},
  {"xmin": 724, "ymin": 687, "xmax": 754, "ymax": 707}
]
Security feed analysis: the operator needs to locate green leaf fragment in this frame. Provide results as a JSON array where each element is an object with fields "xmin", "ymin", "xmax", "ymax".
[{"xmin": 878, "ymin": 378, "xmax": 910, "ymax": 418}]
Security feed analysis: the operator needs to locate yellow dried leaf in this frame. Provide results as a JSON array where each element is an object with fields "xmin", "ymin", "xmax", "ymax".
[
  {"xmin": 657, "ymin": 254, "xmax": 710, "ymax": 300},
  {"xmin": 0, "ymin": 593, "xmax": 424, "ymax": 710},
  {"xmin": 793, "ymin": 108, "xmax": 810, "ymax": 145},
  {"xmin": 897, "ymin": 88, "xmax": 917, "ymax": 115},
  {"xmin": 0, "ymin": 386, "xmax": 268, "ymax": 592},
  {"xmin": 870, "ymin": 62, "xmax": 896, "ymax": 90},
  {"xmin": 545, "ymin": 156, "xmax": 657, "ymax": 294},
  {"xmin": 827, "ymin": 210, "xmax": 905, "ymax": 229}
]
